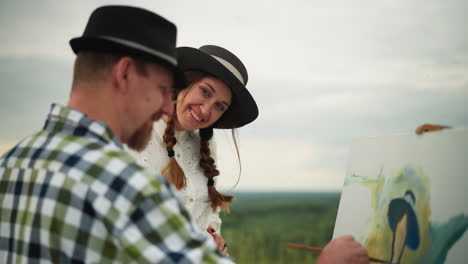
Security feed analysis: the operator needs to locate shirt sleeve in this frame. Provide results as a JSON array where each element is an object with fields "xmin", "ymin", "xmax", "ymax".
[
  {"xmin": 207, "ymin": 206, "xmax": 223, "ymax": 233},
  {"xmin": 117, "ymin": 175, "xmax": 234, "ymax": 264}
]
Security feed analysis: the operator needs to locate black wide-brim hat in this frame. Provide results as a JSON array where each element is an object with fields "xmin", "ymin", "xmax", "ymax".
[
  {"xmin": 70, "ymin": 5, "xmax": 185, "ymax": 88},
  {"xmin": 177, "ymin": 45, "xmax": 259, "ymax": 129},
  {"xmin": 387, "ymin": 191, "xmax": 420, "ymax": 250}
]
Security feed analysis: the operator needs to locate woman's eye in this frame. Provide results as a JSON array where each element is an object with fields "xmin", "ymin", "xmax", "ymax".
[
  {"xmin": 201, "ymin": 87, "xmax": 210, "ymax": 97},
  {"xmin": 215, "ymin": 103, "xmax": 226, "ymax": 112}
]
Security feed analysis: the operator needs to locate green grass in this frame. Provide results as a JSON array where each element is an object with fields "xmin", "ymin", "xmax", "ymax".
[{"xmin": 220, "ymin": 192, "xmax": 341, "ymax": 264}]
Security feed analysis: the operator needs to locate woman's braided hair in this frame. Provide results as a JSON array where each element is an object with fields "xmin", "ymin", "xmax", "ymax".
[
  {"xmin": 161, "ymin": 116, "xmax": 186, "ymax": 189},
  {"xmin": 199, "ymin": 127, "xmax": 234, "ymax": 212}
]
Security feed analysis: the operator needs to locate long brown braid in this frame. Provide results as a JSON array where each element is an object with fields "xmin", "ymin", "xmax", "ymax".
[
  {"xmin": 199, "ymin": 127, "xmax": 234, "ymax": 212},
  {"xmin": 161, "ymin": 116, "xmax": 186, "ymax": 189}
]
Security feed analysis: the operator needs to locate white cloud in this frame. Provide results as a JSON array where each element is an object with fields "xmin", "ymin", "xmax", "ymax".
[{"xmin": 1, "ymin": 0, "xmax": 467, "ymax": 191}]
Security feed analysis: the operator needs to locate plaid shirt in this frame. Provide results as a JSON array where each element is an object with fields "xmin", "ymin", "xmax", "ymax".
[{"xmin": 0, "ymin": 104, "xmax": 233, "ymax": 264}]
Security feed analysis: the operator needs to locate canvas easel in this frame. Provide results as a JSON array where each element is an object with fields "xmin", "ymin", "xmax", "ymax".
[{"xmin": 333, "ymin": 126, "xmax": 468, "ymax": 263}]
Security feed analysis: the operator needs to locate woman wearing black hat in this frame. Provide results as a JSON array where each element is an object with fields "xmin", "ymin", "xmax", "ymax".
[{"xmin": 130, "ymin": 45, "xmax": 258, "ymax": 254}]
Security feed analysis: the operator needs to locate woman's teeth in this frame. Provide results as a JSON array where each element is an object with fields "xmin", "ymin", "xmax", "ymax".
[{"xmin": 190, "ymin": 109, "xmax": 201, "ymax": 122}]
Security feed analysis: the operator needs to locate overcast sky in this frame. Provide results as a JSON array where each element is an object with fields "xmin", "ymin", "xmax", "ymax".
[{"xmin": 1, "ymin": 0, "xmax": 467, "ymax": 191}]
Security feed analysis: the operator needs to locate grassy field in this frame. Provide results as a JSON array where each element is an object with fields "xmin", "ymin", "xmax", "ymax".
[{"xmin": 220, "ymin": 192, "xmax": 341, "ymax": 264}]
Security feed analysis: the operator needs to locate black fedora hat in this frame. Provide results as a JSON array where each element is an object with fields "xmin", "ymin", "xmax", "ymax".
[
  {"xmin": 70, "ymin": 5, "xmax": 184, "ymax": 88},
  {"xmin": 177, "ymin": 45, "xmax": 258, "ymax": 129}
]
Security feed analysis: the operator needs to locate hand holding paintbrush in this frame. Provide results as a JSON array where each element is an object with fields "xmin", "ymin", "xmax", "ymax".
[{"xmin": 287, "ymin": 235, "xmax": 385, "ymax": 264}]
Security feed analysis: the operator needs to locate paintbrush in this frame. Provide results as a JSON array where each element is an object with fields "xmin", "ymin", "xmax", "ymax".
[{"xmin": 286, "ymin": 243, "xmax": 389, "ymax": 263}]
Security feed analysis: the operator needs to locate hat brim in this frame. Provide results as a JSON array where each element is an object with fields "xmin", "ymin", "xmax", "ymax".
[
  {"xmin": 177, "ymin": 47, "xmax": 258, "ymax": 129},
  {"xmin": 70, "ymin": 36, "xmax": 185, "ymax": 89},
  {"xmin": 387, "ymin": 198, "xmax": 420, "ymax": 250}
]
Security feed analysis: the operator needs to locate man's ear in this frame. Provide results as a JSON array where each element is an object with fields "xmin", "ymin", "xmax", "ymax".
[{"xmin": 112, "ymin": 57, "xmax": 133, "ymax": 95}]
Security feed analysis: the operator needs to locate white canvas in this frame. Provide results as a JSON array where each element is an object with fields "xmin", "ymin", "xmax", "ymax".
[{"xmin": 333, "ymin": 128, "xmax": 468, "ymax": 263}]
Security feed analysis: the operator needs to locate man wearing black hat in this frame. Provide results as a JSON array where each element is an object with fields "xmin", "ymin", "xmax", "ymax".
[
  {"xmin": 0, "ymin": 5, "xmax": 368, "ymax": 264},
  {"xmin": 0, "ymin": 5, "xmax": 234, "ymax": 263}
]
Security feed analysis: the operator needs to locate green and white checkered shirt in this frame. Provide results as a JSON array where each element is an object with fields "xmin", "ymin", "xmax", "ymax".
[{"xmin": 0, "ymin": 104, "xmax": 233, "ymax": 263}]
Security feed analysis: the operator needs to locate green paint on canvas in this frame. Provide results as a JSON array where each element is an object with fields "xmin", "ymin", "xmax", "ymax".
[{"xmin": 348, "ymin": 167, "xmax": 467, "ymax": 263}]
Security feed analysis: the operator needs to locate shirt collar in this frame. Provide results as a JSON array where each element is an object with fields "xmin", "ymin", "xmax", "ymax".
[{"xmin": 43, "ymin": 103, "xmax": 124, "ymax": 149}]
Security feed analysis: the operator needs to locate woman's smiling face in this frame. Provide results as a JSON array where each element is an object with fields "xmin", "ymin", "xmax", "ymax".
[{"xmin": 174, "ymin": 76, "xmax": 232, "ymax": 131}]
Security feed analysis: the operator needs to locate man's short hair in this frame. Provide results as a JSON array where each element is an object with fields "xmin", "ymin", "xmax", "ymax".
[{"xmin": 72, "ymin": 51, "xmax": 149, "ymax": 85}]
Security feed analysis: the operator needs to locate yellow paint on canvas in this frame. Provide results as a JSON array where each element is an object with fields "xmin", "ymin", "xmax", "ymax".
[{"xmin": 348, "ymin": 167, "xmax": 432, "ymax": 263}]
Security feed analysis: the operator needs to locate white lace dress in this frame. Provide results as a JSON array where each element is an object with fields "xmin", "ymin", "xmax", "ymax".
[{"xmin": 128, "ymin": 120, "xmax": 222, "ymax": 234}]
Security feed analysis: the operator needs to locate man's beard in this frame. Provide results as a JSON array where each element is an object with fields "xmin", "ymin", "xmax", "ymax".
[
  {"xmin": 127, "ymin": 121, "xmax": 153, "ymax": 152},
  {"xmin": 127, "ymin": 120, "xmax": 153, "ymax": 152},
  {"xmin": 127, "ymin": 112, "xmax": 162, "ymax": 151}
]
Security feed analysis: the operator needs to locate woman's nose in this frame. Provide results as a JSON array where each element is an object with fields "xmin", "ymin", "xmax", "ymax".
[{"xmin": 200, "ymin": 103, "xmax": 212, "ymax": 120}]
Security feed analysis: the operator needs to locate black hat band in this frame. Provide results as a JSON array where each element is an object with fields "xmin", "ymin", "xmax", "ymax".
[{"xmin": 98, "ymin": 36, "xmax": 177, "ymax": 66}]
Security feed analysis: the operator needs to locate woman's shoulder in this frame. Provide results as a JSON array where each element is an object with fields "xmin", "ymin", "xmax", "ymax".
[{"xmin": 153, "ymin": 119, "xmax": 167, "ymax": 136}]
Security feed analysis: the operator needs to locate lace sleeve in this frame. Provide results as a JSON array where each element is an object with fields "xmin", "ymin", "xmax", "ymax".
[
  {"xmin": 207, "ymin": 205, "xmax": 222, "ymax": 233},
  {"xmin": 208, "ymin": 138, "xmax": 223, "ymax": 232}
]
